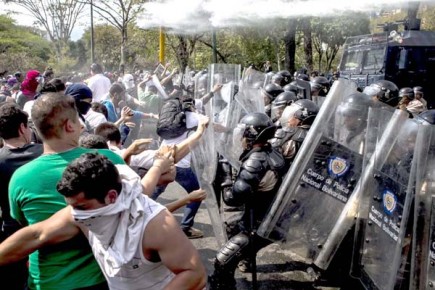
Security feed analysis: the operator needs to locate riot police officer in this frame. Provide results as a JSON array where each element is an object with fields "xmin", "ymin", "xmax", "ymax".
[
  {"xmin": 310, "ymin": 76, "xmax": 331, "ymax": 107},
  {"xmin": 362, "ymin": 79, "xmax": 400, "ymax": 107},
  {"xmin": 271, "ymin": 99, "xmax": 319, "ymax": 170},
  {"xmin": 271, "ymin": 91, "xmax": 298, "ymax": 125},
  {"xmin": 261, "ymin": 83, "xmax": 284, "ymax": 117},
  {"xmin": 337, "ymin": 92, "xmax": 373, "ymax": 153},
  {"xmin": 208, "ymin": 112, "xmax": 286, "ymax": 290}
]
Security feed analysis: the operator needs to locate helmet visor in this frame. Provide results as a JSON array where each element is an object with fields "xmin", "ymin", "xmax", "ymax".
[{"xmin": 279, "ymin": 104, "xmax": 301, "ymax": 129}]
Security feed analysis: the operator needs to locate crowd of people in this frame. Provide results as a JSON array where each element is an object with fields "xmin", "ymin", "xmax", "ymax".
[{"xmin": 0, "ymin": 60, "xmax": 432, "ymax": 290}]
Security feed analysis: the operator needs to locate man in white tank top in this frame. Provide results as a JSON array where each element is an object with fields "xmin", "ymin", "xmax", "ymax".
[{"xmin": 0, "ymin": 153, "xmax": 206, "ymax": 290}]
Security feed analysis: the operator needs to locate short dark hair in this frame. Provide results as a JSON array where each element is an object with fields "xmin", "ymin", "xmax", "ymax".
[
  {"xmin": 109, "ymin": 83, "xmax": 125, "ymax": 96},
  {"xmin": 0, "ymin": 103, "xmax": 29, "ymax": 139},
  {"xmin": 31, "ymin": 93, "xmax": 78, "ymax": 140},
  {"xmin": 57, "ymin": 153, "xmax": 122, "ymax": 204},
  {"xmin": 79, "ymin": 134, "xmax": 109, "ymax": 149},
  {"xmin": 40, "ymin": 78, "xmax": 66, "ymax": 94},
  {"xmin": 91, "ymin": 102, "xmax": 108, "ymax": 119},
  {"xmin": 95, "ymin": 122, "xmax": 121, "ymax": 143},
  {"xmin": 90, "ymin": 63, "xmax": 103, "ymax": 74}
]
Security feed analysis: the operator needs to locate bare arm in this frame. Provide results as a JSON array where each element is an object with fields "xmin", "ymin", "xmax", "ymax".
[
  {"xmin": 121, "ymin": 138, "xmax": 153, "ymax": 165},
  {"xmin": 141, "ymin": 152, "xmax": 174, "ymax": 196},
  {"xmin": 199, "ymin": 83, "xmax": 223, "ymax": 105},
  {"xmin": 165, "ymin": 189, "xmax": 206, "ymax": 213},
  {"xmin": 143, "ymin": 210, "xmax": 206, "ymax": 290},
  {"xmin": 173, "ymin": 116, "xmax": 209, "ymax": 163},
  {"xmin": 0, "ymin": 207, "xmax": 80, "ymax": 265}
]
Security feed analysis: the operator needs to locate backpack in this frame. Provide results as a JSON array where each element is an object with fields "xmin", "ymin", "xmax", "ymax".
[{"xmin": 156, "ymin": 98, "xmax": 187, "ymax": 139}]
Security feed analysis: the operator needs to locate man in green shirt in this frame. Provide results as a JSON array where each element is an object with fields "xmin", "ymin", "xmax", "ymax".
[{"xmin": 8, "ymin": 93, "xmax": 125, "ymax": 290}]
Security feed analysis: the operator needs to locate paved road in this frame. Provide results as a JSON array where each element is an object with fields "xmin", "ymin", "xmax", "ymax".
[{"xmin": 158, "ymin": 183, "xmax": 344, "ymax": 290}]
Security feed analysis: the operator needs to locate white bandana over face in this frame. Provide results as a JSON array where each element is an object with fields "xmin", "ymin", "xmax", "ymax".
[{"xmin": 71, "ymin": 164, "xmax": 146, "ymax": 276}]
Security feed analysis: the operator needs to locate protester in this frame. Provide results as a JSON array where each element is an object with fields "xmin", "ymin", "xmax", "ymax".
[
  {"xmin": 0, "ymin": 152, "xmax": 207, "ymax": 290},
  {"xmin": 0, "ymin": 103, "xmax": 43, "ymax": 290},
  {"xmin": 87, "ymin": 63, "xmax": 111, "ymax": 102},
  {"xmin": 5, "ymin": 93, "xmax": 130, "ymax": 289},
  {"xmin": 16, "ymin": 70, "xmax": 41, "ymax": 109}
]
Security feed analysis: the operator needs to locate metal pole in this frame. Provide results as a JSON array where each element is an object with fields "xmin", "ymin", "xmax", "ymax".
[
  {"xmin": 159, "ymin": 27, "xmax": 165, "ymax": 63},
  {"xmin": 90, "ymin": 0, "xmax": 95, "ymax": 63},
  {"xmin": 212, "ymin": 29, "xmax": 217, "ymax": 63}
]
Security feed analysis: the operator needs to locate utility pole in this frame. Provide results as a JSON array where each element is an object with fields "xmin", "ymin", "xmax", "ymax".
[{"xmin": 90, "ymin": 0, "xmax": 95, "ymax": 63}]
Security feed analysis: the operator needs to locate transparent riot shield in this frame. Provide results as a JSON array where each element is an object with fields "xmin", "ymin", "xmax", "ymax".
[
  {"xmin": 190, "ymin": 117, "xmax": 228, "ymax": 247},
  {"xmin": 353, "ymin": 110, "xmax": 419, "ymax": 290},
  {"xmin": 213, "ymin": 96, "xmax": 246, "ymax": 171},
  {"xmin": 241, "ymin": 67, "xmax": 265, "ymax": 88},
  {"xmin": 258, "ymin": 79, "xmax": 364, "ymax": 269},
  {"xmin": 239, "ymin": 68, "xmax": 265, "ymax": 114},
  {"xmin": 208, "ymin": 64, "xmax": 241, "ymax": 127},
  {"xmin": 151, "ymin": 74, "xmax": 169, "ymax": 100},
  {"xmin": 410, "ymin": 125, "xmax": 435, "ymax": 290},
  {"xmin": 296, "ymin": 79, "xmax": 311, "ymax": 100}
]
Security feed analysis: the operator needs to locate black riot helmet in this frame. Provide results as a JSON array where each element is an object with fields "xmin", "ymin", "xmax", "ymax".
[
  {"xmin": 413, "ymin": 86, "xmax": 424, "ymax": 96},
  {"xmin": 239, "ymin": 112, "xmax": 276, "ymax": 146},
  {"xmin": 271, "ymin": 91, "xmax": 298, "ymax": 121},
  {"xmin": 363, "ymin": 80, "xmax": 400, "ymax": 107},
  {"xmin": 310, "ymin": 76, "xmax": 330, "ymax": 96},
  {"xmin": 271, "ymin": 74, "xmax": 284, "ymax": 87},
  {"xmin": 261, "ymin": 83, "xmax": 284, "ymax": 101},
  {"xmin": 276, "ymin": 70, "xmax": 292, "ymax": 86},
  {"xmin": 252, "ymin": 80, "xmax": 264, "ymax": 89},
  {"xmin": 280, "ymin": 99, "xmax": 319, "ymax": 126},
  {"xmin": 415, "ymin": 109, "xmax": 435, "ymax": 125},
  {"xmin": 297, "ymin": 73, "xmax": 310, "ymax": 82},
  {"xmin": 399, "ymin": 87, "xmax": 415, "ymax": 100},
  {"xmin": 338, "ymin": 92, "xmax": 373, "ymax": 131},
  {"xmin": 283, "ymin": 82, "xmax": 299, "ymax": 95},
  {"xmin": 272, "ymin": 91, "xmax": 297, "ymax": 107}
]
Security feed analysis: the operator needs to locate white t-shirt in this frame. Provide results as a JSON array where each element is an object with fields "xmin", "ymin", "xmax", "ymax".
[
  {"xmin": 23, "ymin": 100, "xmax": 35, "ymax": 120},
  {"xmin": 88, "ymin": 74, "xmax": 111, "ymax": 102},
  {"xmin": 84, "ymin": 109, "xmax": 107, "ymax": 132},
  {"xmin": 109, "ymin": 145, "xmax": 156, "ymax": 169}
]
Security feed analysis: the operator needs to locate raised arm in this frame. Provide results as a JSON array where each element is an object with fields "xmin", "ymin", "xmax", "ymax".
[
  {"xmin": 173, "ymin": 116, "xmax": 209, "ymax": 163},
  {"xmin": 0, "ymin": 207, "xmax": 80, "ymax": 265},
  {"xmin": 141, "ymin": 151, "xmax": 174, "ymax": 196},
  {"xmin": 143, "ymin": 209, "xmax": 206, "ymax": 290}
]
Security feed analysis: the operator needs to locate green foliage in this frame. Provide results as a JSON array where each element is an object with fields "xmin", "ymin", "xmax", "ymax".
[
  {"xmin": 311, "ymin": 12, "xmax": 370, "ymax": 72},
  {"xmin": 420, "ymin": 3, "xmax": 435, "ymax": 31},
  {"xmin": 0, "ymin": 15, "xmax": 52, "ymax": 72}
]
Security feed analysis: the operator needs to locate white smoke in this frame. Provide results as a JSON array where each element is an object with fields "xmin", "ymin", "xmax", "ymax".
[{"xmin": 137, "ymin": 0, "xmax": 427, "ymax": 34}]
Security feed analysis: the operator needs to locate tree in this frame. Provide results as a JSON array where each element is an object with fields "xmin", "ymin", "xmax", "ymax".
[
  {"xmin": 312, "ymin": 13, "xmax": 370, "ymax": 72},
  {"xmin": 91, "ymin": 0, "xmax": 145, "ymax": 67},
  {"xmin": 300, "ymin": 17, "xmax": 313, "ymax": 72},
  {"xmin": 0, "ymin": 15, "xmax": 52, "ymax": 73},
  {"xmin": 4, "ymin": 0, "xmax": 86, "ymax": 61},
  {"xmin": 284, "ymin": 19, "xmax": 297, "ymax": 74}
]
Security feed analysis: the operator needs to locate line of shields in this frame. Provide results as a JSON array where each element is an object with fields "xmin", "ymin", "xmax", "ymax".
[
  {"xmin": 257, "ymin": 78, "xmax": 435, "ymax": 289},
  {"xmin": 192, "ymin": 71, "xmax": 435, "ymax": 289}
]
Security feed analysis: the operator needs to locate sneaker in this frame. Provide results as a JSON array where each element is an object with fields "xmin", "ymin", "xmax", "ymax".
[{"xmin": 183, "ymin": 227, "xmax": 204, "ymax": 239}]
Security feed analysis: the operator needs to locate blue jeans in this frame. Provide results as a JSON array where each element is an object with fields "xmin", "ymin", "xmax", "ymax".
[{"xmin": 151, "ymin": 166, "xmax": 200, "ymax": 230}]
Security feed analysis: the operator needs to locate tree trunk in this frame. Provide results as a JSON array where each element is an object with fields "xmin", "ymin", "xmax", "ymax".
[
  {"xmin": 407, "ymin": 1, "xmax": 421, "ymax": 30},
  {"xmin": 300, "ymin": 18, "xmax": 313, "ymax": 72},
  {"xmin": 120, "ymin": 28, "xmax": 128, "ymax": 67},
  {"xmin": 284, "ymin": 19, "xmax": 297, "ymax": 74},
  {"xmin": 177, "ymin": 36, "xmax": 189, "ymax": 73}
]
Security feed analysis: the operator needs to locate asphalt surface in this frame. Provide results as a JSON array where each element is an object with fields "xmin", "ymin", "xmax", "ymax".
[{"xmin": 158, "ymin": 182, "xmax": 345, "ymax": 290}]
